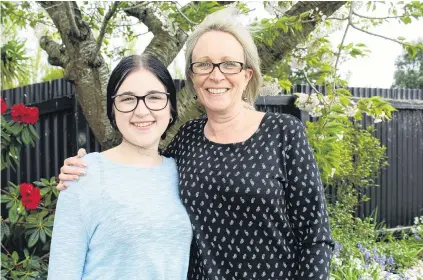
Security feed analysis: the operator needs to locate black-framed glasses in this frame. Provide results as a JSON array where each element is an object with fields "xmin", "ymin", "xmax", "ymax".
[
  {"xmin": 190, "ymin": 61, "xmax": 245, "ymax": 74},
  {"xmin": 112, "ymin": 91, "xmax": 170, "ymax": 112}
]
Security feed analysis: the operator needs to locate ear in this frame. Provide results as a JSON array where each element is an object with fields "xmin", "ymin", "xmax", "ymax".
[{"xmin": 244, "ymin": 68, "xmax": 253, "ymax": 83}]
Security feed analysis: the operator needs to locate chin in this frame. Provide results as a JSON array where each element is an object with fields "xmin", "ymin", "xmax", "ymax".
[
  {"xmin": 203, "ymin": 100, "xmax": 237, "ymax": 113},
  {"xmin": 127, "ymin": 135, "xmax": 159, "ymax": 149}
]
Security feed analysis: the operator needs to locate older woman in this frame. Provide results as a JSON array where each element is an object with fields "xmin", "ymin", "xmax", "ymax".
[{"xmin": 57, "ymin": 8, "xmax": 334, "ymax": 280}]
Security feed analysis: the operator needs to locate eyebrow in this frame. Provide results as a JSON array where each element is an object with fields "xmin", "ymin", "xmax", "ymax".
[
  {"xmin": 116, "ymin": 90, "xmax": 166, "ymax": 96},
  {"xmin": 194, "ymin": 56, "xmax": 242, "ymax": 61}
]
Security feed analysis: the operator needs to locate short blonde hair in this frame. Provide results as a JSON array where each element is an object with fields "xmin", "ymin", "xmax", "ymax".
[{"xmin": 184, "ymin": 8, "xmax": 263, "ymax": 107}]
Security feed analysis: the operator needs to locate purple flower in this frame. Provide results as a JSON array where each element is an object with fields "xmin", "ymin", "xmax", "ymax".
[{"xmin": 386, "ymin": 255, "xmax": 394, "ymax": 266}]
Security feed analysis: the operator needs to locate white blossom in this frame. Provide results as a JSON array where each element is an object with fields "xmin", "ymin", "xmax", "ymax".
[{"xmin": 345, "ymin": 105, "xmax": 358, "ymax": 117}]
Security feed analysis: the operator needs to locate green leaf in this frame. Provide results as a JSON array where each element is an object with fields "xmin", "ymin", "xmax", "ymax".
[
  {"xmin": 39, "ymin": 229, "xmax": 46, "ymax": 243},
  {"xmin": 9, "ymin": 123, "xmax": 23, "ymax": 136},
  {"xmin": 11, "ymin": 251, "xmax": 19, "ymax": 263},
  {"xmin": 1, "ymin": 222, "xmax": 10, "ymax": 241},
  {"xmin": 8, "ymin": 205, "xmax": 19, "ymax": 224},
  {"xmin": 21, "ymin": 126, "xmax": 30, "ymax": 145},
  {"xmin": 28, "ymin": 230, "xmax": 40, "ymax": 248},
  {"xmin": 400, "ymin": 16, "xmax": 412, "ymax": 24},
  {"xmin": 33, "ymin": 181, "xmax": 47, "ymax": 187},
  {"xmin": 405, "ymin": 45, "xmax": 417, "ymax": 58},
  {"xmin": 97, "ymin": 7, "xmax": 104, "ymax": 16},
  {"xmin": 28, "ymin": 125, "xmax": 39, "ymax": 140},
  {"xmin": 1, "ymin": 194, "xmax": 12, "ymax": 203},
  {"xmin": 40, "ymin": 188, "xmax": 50, "ymax": 196},
  {"xmin": 44, "ymin": 227, "xmax": 53, "ymax": 237},
  {"xmin": 41, "ymin": 178, "xmax": 50, "ymax": 186}
]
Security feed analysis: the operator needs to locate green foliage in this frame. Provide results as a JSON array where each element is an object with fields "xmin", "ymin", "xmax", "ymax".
[
  {"xmin": 1, "ymin": 40, "xmax": 31, "ymax": 90},
  {"xmin": 295, "ymin": 89, "xmax": 395, "ymax": 184},
  {"xmin": 1, "ymin": 117, "xmax": 39, "ymax": 171},
  {"xmin": 41, "ymin": 67, "xmax": 64, "ymax": 82},
  {"xmin": 1, "ymin": 177, "xmax": 58, "ymax": 279},
  {"xmin": 329, "ymin": 188, "xmax": 423, "ymax": 279},
  {"xmin": 1, "ymin": 105, "xmax": 55, "ymax": 279},
  {"xmin": 392, "ymin": 39, "xmax": 423, "ymax": 90}
]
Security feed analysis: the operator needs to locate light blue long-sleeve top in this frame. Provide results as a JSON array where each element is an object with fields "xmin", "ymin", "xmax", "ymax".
[{"xmin": 48, "ymin": 152, "xmax": 192, "ymax": 280}]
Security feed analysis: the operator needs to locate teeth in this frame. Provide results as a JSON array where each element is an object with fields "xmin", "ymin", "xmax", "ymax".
[
  {"xmin": 207, "ymin": 88, "xmax": 228, "ymax": 94},
  {"xmin": 133, "ymin": 122, "xmax": 153, "ymax": 127}
]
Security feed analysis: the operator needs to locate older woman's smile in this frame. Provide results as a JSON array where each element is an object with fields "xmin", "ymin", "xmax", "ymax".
[{"xmin": 206, "ymin": 88, "xmax": 229, "ymax": 95}]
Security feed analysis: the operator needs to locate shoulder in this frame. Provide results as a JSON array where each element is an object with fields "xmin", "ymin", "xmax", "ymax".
[
  {"xmin": 61, "ymin": 152, "xmax": 102, "ymax": 197},
  {"xmin": 177, "ymin": 117, "xmax": 206, "ymax": 136},
  {"xmin": 160, "ymin": 156, "xmax": 179, "ymax": 178},
  {"xmin": 164, "ymin": 117, "xmax": 206, "ymax": 157},
  {"xmin": 264, "ymin": 112, "xmax": 303, "ymax": 128}
]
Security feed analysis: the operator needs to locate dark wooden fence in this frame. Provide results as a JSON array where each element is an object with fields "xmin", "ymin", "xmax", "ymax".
[{"xmin": 2, "ymin": 79, "xmax": 422, "ymax": 228}]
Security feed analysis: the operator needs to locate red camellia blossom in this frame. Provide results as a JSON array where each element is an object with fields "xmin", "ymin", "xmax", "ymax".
[
  {"xmin": 19, "ymin": 183, "xmax": 42, "ymax": 210},
  {"xmin": 11, "ymin": 104, "xmax": 39, "ymax": 125},
  {"xmin": 0, "ymin": 97, "xmax": 7, "ymax": 115}
]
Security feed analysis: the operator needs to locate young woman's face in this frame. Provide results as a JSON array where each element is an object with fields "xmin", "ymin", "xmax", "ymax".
[
  {"xmin": 190, "ymin": 31, "xmax": 253, "ymax": 113},
  {"xmin": 113, "ymin": 68, "xmax": 171, "ymax": 149}
]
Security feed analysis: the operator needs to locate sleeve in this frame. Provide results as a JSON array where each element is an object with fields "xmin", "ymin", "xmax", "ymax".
[
  {"xmin": 283, "ymin": 117, "xmax": 334, "ymax": 279},
  {"xmin": 48, "ymin": 189, "xmax": 88, "ymax": 279}
]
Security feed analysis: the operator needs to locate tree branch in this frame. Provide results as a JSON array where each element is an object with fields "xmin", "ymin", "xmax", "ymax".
[
  {"xmin": 64, "ymin": 2, "xmax": 80, "ymax": 37},
  {"xmin": 91, "ymin": 1, "xmax": 119, "ymax": 64},
  {"xmin": 122, "ymin": 2, "xmax": 148, "ymax": 11},
  {"xmin": 124, "ymin": 2, "xmax": 163, "ymax": 34},
  {"xmin": 258, "ymin": 1, "xmax": 346, "ymax": 74},
  {"xmin": 39, "ymin": 36, "xmax": 68, "ymax": 67},
  {"xmin": 348, "ymin": 9, "xmax": 410, "ymax": 47},
  {"xmin": 328, "ymin": 16, "xmax": 348, "ymax": 21},
  {"xmin": 124, "ymin": 2, "xmax": 188, "ymax": 66},
  {"xmin": 1, "ymin": 243, "xmax": 11, "ymax": 258},
  {"xmin": 352, "ymin": 11, "xmax": 409, "ymax": 21},
  {"xmin": 334, "ymin": 5, "xmax": 352, "ymax": 75},
  {"xmin": 302, "ymin": 69, "xmax": 322, "ymax": 94},
  {"xmin": 174, "ymin": 1, "xmax": 199, "ymax": 25}
]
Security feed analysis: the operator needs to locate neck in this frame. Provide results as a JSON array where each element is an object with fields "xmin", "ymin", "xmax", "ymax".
[
  {"xmin": 114, "ymin": 138, "xmax": 161, "ymax": 164},
  {"xmin": 206, "ymin": 103, "xmax": 248, "ymax": 133}
]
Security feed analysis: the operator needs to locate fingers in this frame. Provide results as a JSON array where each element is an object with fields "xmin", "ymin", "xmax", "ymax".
[
  {"xmin": 77, "ymin": 148, "xmax": 87, "ymax": 158},
  {"xmin": 56, "ymin": 151, "xmax": 88, "ymax": 191},
  {"xmin": 56, "ymin": 181, "xmax": 67, "ymax": 191},
  {"xmin": 64, "ymin": 156, "xmax": 87, "ymax": 168},
  {"xmin": 59, "ymin": 173, "xmax": 80, "ymax": 181},
  {"xmin": 60, "ymin": 165, "xmax": 85, "ymax": 176}
]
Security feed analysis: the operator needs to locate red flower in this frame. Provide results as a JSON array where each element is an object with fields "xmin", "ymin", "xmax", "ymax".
[
  {"xmin": 11, "ymin": 104, "xmax": 39, "ymax": 125},
  {"xmin": 19, "ymin": 183, "xmax": 42, "ymax": 210},
  {"xmin": 22, "ymin": 107, "xmax": 39, "ymax": 125},
  {"xmin": 0, "ymin": 97, "xmax": 7, "ymax": 115}
]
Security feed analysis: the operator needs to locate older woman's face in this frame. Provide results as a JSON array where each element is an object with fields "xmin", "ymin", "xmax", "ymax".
[{"xmin": 190, "ymin": 31, "xmax": 253, "ymax": 113}]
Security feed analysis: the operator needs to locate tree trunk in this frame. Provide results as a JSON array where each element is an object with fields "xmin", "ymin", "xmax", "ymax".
[{"xmin": 39, "ymin": 1, "xmax": 119, "ymax": 148}]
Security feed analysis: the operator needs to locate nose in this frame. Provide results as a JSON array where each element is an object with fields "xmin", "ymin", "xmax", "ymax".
[
  {"xmin": 134, "ymin": 98, "xmax": 150, "ymax": 115},
  {"xmin": 209, "ymin": 65, "xmax": 225, "ymax": 82}
]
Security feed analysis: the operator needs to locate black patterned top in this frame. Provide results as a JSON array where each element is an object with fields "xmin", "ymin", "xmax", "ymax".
[{"xmin": 164, "ymin": 112, "xmax": 334, "ymax": 280}]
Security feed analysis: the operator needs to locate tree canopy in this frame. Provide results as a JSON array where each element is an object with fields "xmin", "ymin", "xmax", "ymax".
[
  {"xmin": 1, "ymin": 1, "xmax": 423, "ymax": 147},
  {"xmin": 392, "ymin": 39, "xmax": 423, "ymax": 90}
]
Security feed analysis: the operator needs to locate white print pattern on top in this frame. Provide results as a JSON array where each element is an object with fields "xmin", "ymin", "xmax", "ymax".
[{"xmin": 165, "ymin": 112, "xmax": 334, "ymax": 280}]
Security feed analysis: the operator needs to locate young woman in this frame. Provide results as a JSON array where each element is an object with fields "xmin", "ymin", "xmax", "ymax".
[
  {"xmin": 57, "ymin": 8, "xmax": 334, "ymax": 280},
  {"xmin": 48, "ymin": 55, "xmax": 192, "ymax": 279}
]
